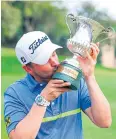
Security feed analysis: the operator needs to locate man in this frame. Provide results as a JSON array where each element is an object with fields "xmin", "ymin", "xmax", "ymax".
[{"xmin": 4, "ymin": 31, "xmax": 112, "ymax": 139}]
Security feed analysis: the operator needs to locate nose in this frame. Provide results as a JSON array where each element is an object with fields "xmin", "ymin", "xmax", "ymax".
[{"xmin": 49, "ymin": 57, "xmax": 59, "ymax": 67}]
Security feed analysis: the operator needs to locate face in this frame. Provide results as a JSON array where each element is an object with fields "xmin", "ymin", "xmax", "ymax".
[{"xmin": 23, "ymin": 51, "xmax": 59, "ymax": 82}]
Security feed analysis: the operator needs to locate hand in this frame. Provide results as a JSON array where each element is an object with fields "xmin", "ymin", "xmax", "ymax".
[
  {"xmin": 77, "ymin": 42, "xmax": 100, "ymax": 78},
  {"xmin": 40, "ymin": 79, "xmax": 71, "ymax": 102}
]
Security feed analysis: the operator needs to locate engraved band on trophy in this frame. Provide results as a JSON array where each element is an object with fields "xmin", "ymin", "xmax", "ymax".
[{"xmin": 52, "ymin": 14, "xmax": 115, "ymax": 90}]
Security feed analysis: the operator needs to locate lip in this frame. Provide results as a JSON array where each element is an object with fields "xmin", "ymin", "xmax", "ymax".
[{"xmin": 53, "ymin": 67, "xmax": 58, "ymax": 72}]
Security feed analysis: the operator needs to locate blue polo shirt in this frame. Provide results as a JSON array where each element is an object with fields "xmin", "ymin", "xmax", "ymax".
[{"xmin": 4, "ymin": 74, "xmax": 91, "ymax": 139}]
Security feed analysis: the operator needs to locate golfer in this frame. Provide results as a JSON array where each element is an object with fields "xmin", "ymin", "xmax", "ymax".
[{"xmin": 4, "ymin": 31, "xmax": 112, "ymax": 139}]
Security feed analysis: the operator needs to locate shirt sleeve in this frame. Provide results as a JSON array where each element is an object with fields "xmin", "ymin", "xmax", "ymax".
[
  {"xmin": 4, "ymin": 87, "xmax": 27, "ymax": 135},
  {"xmin": 80, "ymin": 78, "xmax": 91, "ymax": 111}
]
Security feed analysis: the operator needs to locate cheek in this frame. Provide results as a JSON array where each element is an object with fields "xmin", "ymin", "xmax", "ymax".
[
  {"xmin": 55, "ymin": 55, "xmax": 59, "ymax": 61},
  {"xmin": 35, "ymin": 64, "xmax": 52, "ymax": 72}
]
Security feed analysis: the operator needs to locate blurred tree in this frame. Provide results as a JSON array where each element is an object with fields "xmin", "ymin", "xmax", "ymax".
[
  {"xmin": 77, "ymin": 2, "xmax": 111, "ymax": 26},
  {"xmin": 1, "ymin": 1, "xmax": 116, "ymax": 57},
  {"xmin": 1, "ymin": 1, "xmax": 69, "ymax": 51},
  {"xmin": 1, "ymin": 2, "xmax": 22, "ymax": 45}
]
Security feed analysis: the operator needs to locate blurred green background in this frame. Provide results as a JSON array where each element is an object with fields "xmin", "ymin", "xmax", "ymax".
[{"xmin": 1, "ymin": 1, "xmax": 116, "ymax": 139}]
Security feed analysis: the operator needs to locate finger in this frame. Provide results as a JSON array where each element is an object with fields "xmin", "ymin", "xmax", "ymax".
[
  {"xmin": 57, "ymin": 90, "xmax": 70, "ymax": 96},
  {"xmin": 90, "ymin": 47, "xmax": 98, "ymax": 60},
  {"xmin": 90, "ymin": 43, "xmax": 100, "ymax": 54},
  {"xmin": 96, "ymin": 42, "xmax": 100, "ymax": 47},
  {"xmin": 91, "ymin": 46, "xmax": 97, "ymax": 54},
  {"xmin": 85, "ymin": 50, "xmax": 92, "ymax": 60},
  {"xmin": 90, "ymin": 46, "xmax": 99, "ymax": 57},
  {"xmin": 59, "ymin": 82, "xmax": 71, "ymax": 87},
  {"xmin": 51, "ymin": 88, "xmax": 71, "ymax": 98},
  {"xmin": 56, "ymin": 88, "xmax": 71, "ymax": 93},
  {"xmin": 77, "ymin": 55, "xmax": 85, "ymax": 62},
  {"xmin": 94, "ymin": 45, "xmax": 100, "ymax": 54},
  {"xmin": 50, "ymin": 79, "xmax": 64, "ymax": 84},
  {"xmin": 53, "ymin": 82, "xmax": 71, "ymax": 88}
]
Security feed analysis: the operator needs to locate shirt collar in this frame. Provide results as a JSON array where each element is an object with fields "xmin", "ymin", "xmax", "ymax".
[{"xmin": 25, "ymin": 73, "xmax": 47, "ymax": 92}]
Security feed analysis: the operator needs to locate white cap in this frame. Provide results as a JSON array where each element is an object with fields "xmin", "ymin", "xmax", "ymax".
[{"xmin": 15, "ymin": 31, "xmax": 62, "ymax": 65}]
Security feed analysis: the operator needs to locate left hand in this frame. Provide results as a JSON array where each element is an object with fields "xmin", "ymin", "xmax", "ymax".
[{"xmin": 77, "ymin": 42, "xmax": 100, "ymax": 78}]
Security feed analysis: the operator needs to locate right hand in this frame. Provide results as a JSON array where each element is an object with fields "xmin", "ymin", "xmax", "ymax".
[{"xmin": 40, "ymin": 79, "xmax": 71, "ymax": 102}]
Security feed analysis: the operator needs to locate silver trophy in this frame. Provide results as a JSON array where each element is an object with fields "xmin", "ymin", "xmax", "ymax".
[
  {"xmin": 52, "ymin": 14, "xmax": 115, "ymax": 90},
  {"xmin": 66, "ymin": 14, "xmax": 115, "ymax": 58}
]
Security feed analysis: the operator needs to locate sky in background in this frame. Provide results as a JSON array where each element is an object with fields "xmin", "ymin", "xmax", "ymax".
[{"xmin": 62, "ymin": 0, "xmax": 116, "ymax": 19}]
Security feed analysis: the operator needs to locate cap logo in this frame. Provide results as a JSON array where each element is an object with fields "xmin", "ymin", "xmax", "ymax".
[
  {"xmin": 29, "ymin": 35, "xmax": 48, "ymax": 54},
  {"xmin": 21, "ymin": 57, "xmax": 26, "ymax": 63}
]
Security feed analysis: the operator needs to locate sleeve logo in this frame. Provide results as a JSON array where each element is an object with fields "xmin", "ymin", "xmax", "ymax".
[{"xmin": 5, "ymin": 116, "xmax": 11, "ymax": 127}]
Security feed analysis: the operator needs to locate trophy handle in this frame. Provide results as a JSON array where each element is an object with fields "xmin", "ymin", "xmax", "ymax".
[
  {"xmin": 96, "ymin": 27, "xmax": 115, "ymax": 43},
  {"xmin": 66, "ymin": 14, "xmax": 77, "ymax": 38}
]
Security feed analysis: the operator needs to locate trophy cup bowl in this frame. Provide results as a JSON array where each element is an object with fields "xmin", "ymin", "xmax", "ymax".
[{"xmin": 52, "ymin": 14, "xmax": 115, "ymax": 90}]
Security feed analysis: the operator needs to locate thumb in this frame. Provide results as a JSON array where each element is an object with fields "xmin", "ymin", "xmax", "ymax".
[
  {"xmin": 77, "ymin": 55, "xmax": 83, "ymax": 62},
  {"xmin": 77, "ymin": 55, "xmax": 86, "ymax": 64},
  {"xmin": 96, "ymin": 42, "xmax": 100, "ymax": 47}
]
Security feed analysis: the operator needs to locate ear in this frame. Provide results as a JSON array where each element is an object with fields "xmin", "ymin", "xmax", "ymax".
[{"xmin": 22, "ymin": 65, "xmax": 33, "ymax": 75}]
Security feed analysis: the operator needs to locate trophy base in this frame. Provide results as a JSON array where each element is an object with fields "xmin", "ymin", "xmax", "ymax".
[{"xmin": 52, "ymin": 60, "xmax": 82, "ymax": 90}]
